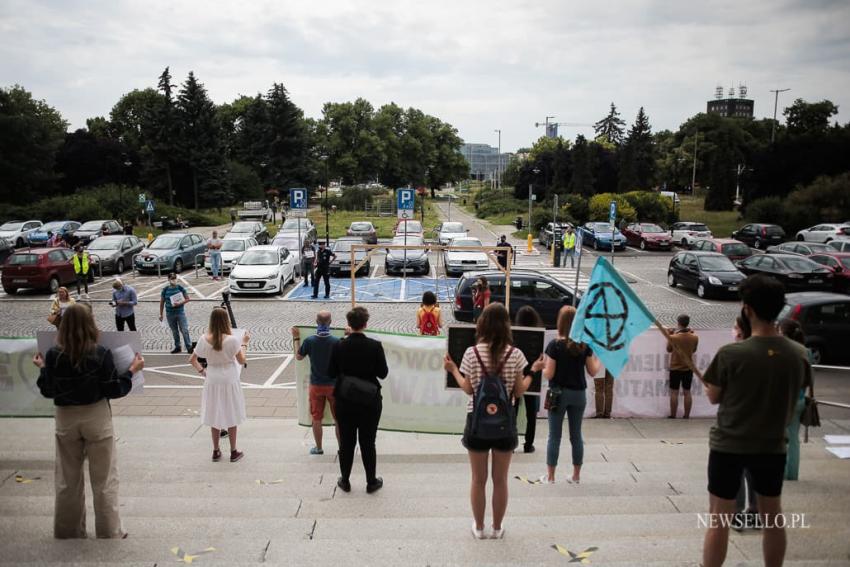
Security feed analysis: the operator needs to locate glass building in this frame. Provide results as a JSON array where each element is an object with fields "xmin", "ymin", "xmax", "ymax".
[{"xmin": 460, "ymin": 143, "xmax": 512, "ymax": 181}]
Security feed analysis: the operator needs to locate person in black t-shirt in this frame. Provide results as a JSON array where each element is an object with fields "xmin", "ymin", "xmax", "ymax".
[
  {"xmin": 496, "ymin": 235, "xmax": 512, "ymax": 269},
  {"xmin": 312, "ymin": 241, "xmax": 336, "ymax": 299}
]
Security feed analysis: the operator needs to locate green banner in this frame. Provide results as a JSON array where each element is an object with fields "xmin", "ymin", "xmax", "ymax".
[{"xmin": 0, "ymin": 337, "xmax": 54, "ymax": 417}]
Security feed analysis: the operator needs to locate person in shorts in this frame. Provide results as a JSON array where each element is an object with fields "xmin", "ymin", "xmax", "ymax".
[
  {"xmin": 292, "ymin": 311, "xmax": 340, "ymax": 455},
  {"xmin": 666, "ymin": 314, "xmax": 699, "ymax": 418},
  {"xmin": 701, "ymin": 274, "xmax": 810, "ymax": 567}
]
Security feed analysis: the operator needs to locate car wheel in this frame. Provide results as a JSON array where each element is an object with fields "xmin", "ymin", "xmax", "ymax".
[
  {"xmin": 754, "ymin": 239, "xmax": 762, "ymax": 250},
  {"xmin": 49, "ymin": 276, "xmax": 60, "ymax": 293},
  {"xmin": 680, "ymin": 238, "xmax": 688, "ymax": 248},
  {"xmin": 697, "ymin": 283, "xmax": 707, "ymax": 298},
  {"xmin": 796, "ymin": 235, "xmax": 805, "ymax": 241},
  {"xmin": 593, "ymin": 240, "xmax": 599, "ymax": 250},
  {"xmin": 639, "ymin": 239, "xmax": 647, "ymax": 250},
  {"xmin": 808, "ymin": 344, "xmax": 824, "ymax": 364},
  {"xmin": 423, "ymin": 260, "xmax": 431, "ymax": 275},
  {"xmin": 116, "ymin": 259, "xmax": 125, "ymax": 273},
  {"xmin": 277, "ymin": 276, "xmax": 284, "ymax": 295},
  {"xmin": 174, "ymin": 258, "xmax": 183, "ymax": 273},
  {"xmin": 15, "ymin": 238, "xmax": 24, "ymax": 248},
  {"xmin": 2, "ymin": 284, "xmax": 17, "ymax": 294},
  {"xmin": 667, "ymin": 272, "xmax": 677, "ymax": 288}
]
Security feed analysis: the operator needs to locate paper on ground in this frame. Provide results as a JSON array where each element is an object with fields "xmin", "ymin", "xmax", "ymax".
[
  {"xmin": 826, "ymin": 446, "xmax": 850, "ymax": 459},
  {"xmin": 111, "ymin": 343, "xmax": 144, "ymax": 393},
  {"xmin": 823, "ymin": 435, "xmax": 850, "ymax": 445}
]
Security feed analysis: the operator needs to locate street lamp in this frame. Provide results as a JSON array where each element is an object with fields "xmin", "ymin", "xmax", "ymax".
[
  {"xmin": 319, "ymin": 155, "xmax": 329, "ymax": 244},
  {"xmin": 494, "ymin": 129, "xmax": 501, "ymax": 196},
  {"xmin": 528, "ymin": 168, "xmax": 540, "ymax": 249},
  {"xmin": 770, "ymin": 88, "xmax": 790, "ymax": 143}
]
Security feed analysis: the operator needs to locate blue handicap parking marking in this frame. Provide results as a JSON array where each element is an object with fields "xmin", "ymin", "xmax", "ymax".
[
  {"xmin": 284, "ymin": 277, "xmax": 458, "ymax": 302},
  {"xmin": 404, "ymin": 278, "xmax": 458, "ymax": 302}
]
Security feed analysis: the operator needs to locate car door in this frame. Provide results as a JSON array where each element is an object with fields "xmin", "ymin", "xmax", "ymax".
[
  {"xmin": 735, "ymin": 224, "xmax": 753, "ymax": 245},
  {"xmin": 532, "ymin": 279, "xmax": 572, "ymax": 325},
  {"xmin": 681, "ymin": 253, "xmax": 700, "ymax": 289},
  {"xmin": 280, "ymin": 247, "xmax": 292, "ymax": 281},
  {"xmin": 58, "ymin": 249, "xmax": 77, "ymax": 284},
  {"xmin": 805, "ymin": 302, "xmax": 850, "ymax": 363},
  {"xmin": 507, "ymin": 278, "xmax": 537, "ymax": 320}
]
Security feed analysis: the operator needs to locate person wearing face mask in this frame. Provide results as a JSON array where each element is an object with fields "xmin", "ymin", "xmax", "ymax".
[
  {"xmin": 291, "ymin": 311, "xmax": 341, "ymax": 455},
  {"xmin": 159, "ymin": 273, "xmax": 192, "ymax": 354}
]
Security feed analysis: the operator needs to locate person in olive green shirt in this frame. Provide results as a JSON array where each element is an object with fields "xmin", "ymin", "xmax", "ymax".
[{"xmin": 701, "ymin": 274, "xmax": 810, "ymax": 567}]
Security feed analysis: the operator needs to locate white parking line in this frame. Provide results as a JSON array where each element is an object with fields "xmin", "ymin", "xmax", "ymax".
[
  {"xmin": 137, "ymin": 281, "xmax": 168, "ymax": 299},
  {"xmin": 178, "ymin": 275, "xmax": 206, "ymax": 300},
  {"xmin": 262, "ymin": 355, "xmax": 293, "ymax": 387},
  {"xmin": 619, "ymin": 269, "xmax": 712, "ymax": 307},
  {"xmin": 370, "ymin": 263, "xmax": 379, "ymax": 278}
]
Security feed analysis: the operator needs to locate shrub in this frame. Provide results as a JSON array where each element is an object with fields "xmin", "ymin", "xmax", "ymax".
[
  {"xmin": 589, "ymin": 193, "xmax": 637, "ymax": 224},
  {"xmin": 744, "ymin": 196, "xmax": 787, "ymax": 227},
  {"xmin": 623, "ymin": 191, "xmax": 675, "ymax": 225},
  {"xmin": 783, "ymin": 172, "xmax": 850, "ymax": 232},
  {"xmin": 561, "ymin": 194, "xmax": 588, "ymax": 225}
]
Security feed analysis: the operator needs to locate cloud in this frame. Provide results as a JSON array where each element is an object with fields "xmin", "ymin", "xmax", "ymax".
[{"xmin": 1, "ymin": 0, "xmax": 848, "ymax": 151}]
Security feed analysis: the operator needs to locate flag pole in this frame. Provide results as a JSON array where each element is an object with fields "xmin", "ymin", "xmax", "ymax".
[{"xmin": 653, "ymin": 320, "xmax": 704, "ymax": 382}]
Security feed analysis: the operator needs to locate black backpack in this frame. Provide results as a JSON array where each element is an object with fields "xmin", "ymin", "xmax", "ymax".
[{"xmin": 470, "ymin": 346, "xmax": 517, "ymax": 440}]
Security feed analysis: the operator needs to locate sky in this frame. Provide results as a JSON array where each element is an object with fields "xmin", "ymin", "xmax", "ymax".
[{"xmin": 2, "ymin": 0, "xmax": 849, "ymax": 152}]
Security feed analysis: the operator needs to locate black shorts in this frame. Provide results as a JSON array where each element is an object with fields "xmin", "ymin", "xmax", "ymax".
[
  {"xmin": 669, "ymin": 370, "xmax": 694, "ymax": 391},
  {"xmin": 707, "ymin": 450, "xmax": 786, "ymax": 500},
  {"xmin": 461, "ymin": 413, "xmax": 517, "ymax": 453}
]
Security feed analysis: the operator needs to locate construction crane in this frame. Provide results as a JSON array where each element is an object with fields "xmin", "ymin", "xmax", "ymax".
[{"xmin": 534, "ymin": 116, "xmax": 594, "ymax": 139}]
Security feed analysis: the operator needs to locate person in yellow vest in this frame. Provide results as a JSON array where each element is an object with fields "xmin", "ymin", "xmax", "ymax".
[
  {"xmin": 72, "ymin": 245, "xmax": 90, "ymax": 298},
  {"xmin": 562, "ymin": 226, "xmax": 576, "ymax": 268}
]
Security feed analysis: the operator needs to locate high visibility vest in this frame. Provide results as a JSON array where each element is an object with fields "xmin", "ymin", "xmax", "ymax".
[
  {"xmin": 563, "ymin": 232, "xmax": 576, "ymax": 250},
  {"xmin": 72, "ymin": 253, "xmax": 89, "ymax": 275}
]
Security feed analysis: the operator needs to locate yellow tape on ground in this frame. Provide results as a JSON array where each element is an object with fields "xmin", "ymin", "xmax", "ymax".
[
  {"xmin": 15, "ymin": 475, "xmax": 41, "ymax": 484},
  {"xmin": 170, "ymin": 546, "xmax": 215, "ymax": 564},
  {"xmin": 256, "ymin": 479, "xmax": 285, "ymax": 485},
  {"xmin": 551, "ymin": 544, "xmax": 598, "ymax": 563},
  {"xmin": 513, "ymin": 475, "xmax": 542, "ymax": 485}
]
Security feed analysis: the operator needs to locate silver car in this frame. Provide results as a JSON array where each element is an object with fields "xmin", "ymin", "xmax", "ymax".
[
  {"xmin": 434, "ymin": 221, "xmax": 468, "ymax": 245},
  {"xmin": 87, "ymin": 235, "xmax": 145, "ymax": 274},
  {"xmin": 204, "ymin": 237, "xmax": 258, "ymax": 275},
  {"xmin": 443, "ymin": 237, "xmax": 489, "ymax": 277}
]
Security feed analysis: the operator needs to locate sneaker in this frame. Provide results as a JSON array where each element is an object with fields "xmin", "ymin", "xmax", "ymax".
[
  {"xmin": 366, "ymin": 477, "xmax": 383, "ymax": 494},
  {"xmin": 490, "ymin": 527, "xmax": 505, "ymax": 539},
  {"xmin": 230, "ymin": 450, "xmax": 244, "ymax": 462},
  {"xmin": 211, "ymin": 449, "xmax": 221, "ymax": 462},
  {"xmin": 311, "ymin": 295, "xmax": 318, "ymax": 299},
  {"xmin": 523, "ymin": 444, "xmax": 535, "ymax": 454},
  {"xmin": 336, "ymin": 477, "xmax": 351, "ymax": 493},
  {"xmin": 170, "ymin": 347, "xmax": 181, "ymax": 354},
  {"xmin": 471, "ymin": 522, "xmax": 486, "ymax": 540},
  {"xmin": 324, "ymin": 295, "xmax": 330, "ymax": 299},
  {"xmin": 187, "ymin": 345, "xmax": 194, "ymax": 354},
  {"xmin": 310, "ymin": 447, "xmax": 324, "ymax": 455}
]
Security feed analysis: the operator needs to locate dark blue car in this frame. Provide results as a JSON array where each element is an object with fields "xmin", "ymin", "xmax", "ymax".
[{"xmin": 578, "ymin": 221, "xmax": 627, "ymax": 251}]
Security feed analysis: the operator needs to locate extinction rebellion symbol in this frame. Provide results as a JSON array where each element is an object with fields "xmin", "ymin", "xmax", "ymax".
[{"xmin": 582, "ymin": 282, "xmax": 630, "ymax": 351}]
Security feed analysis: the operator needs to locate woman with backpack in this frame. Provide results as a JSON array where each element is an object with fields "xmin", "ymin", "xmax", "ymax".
[
  {"xmin": 416, "ymin": 291, "xmax": 443, "ymax": 335},
  {"xmin": 542, "ymin": 306, "xmax": 602, "ymax": 484},
  {"xmin": 444, "ymin": 303, "xmax": 544, "ymax": 539}
]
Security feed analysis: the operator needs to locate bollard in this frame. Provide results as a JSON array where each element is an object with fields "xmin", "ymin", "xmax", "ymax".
[{"xmin": 527, "ymin": 234, "xmax": 533, "ymax": 253}]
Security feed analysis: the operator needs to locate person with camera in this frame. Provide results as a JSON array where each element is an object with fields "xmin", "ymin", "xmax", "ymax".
[
  {"xmin": 34, "ymin": 303, "xmax": 144, "ymax": 539},
  {"xmin": 444, "ymin": 302, "xmax": 544, "ymax": 539},
  {"xmin": 542, "ymin": 305, "xmax": 602, "ymax": 484},
  {"xmin": 471, "ymin": 276, "xmax": 491, "ymax": 323},
  {"xmin": 328, "ymin": 307, "xmax": 388, "ymax": 494},
  {"xmin": 666, "ymin": 314, "xmax": 699, "ymax": 419}
]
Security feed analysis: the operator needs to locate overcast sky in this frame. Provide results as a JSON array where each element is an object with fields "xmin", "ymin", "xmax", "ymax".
[{"xmin": 2, "ymin": 0, "xmax": 848, "ymax": 152}]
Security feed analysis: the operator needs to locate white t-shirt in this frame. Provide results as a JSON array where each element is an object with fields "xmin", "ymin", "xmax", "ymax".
[
  {"xmin": 207, "ymin": 238, "xmax": 223, "ymax": 251},
  {"xmin": 194, "ymin": 334, "xmax": 241, "ymax": 367}
]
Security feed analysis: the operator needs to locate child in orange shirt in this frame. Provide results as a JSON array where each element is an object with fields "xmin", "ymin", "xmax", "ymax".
[{"xmin": 416, "ymin": 291, "xmax": 443, "ymax": 336}]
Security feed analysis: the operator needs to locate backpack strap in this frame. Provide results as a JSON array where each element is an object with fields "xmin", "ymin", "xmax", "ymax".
[
  {"xmin": 472, "ymin": 346, "xmax": 514, "ymax": 379},
  {"xmin": 472, "ymin": 346, "xmax": 489, "ymax": 378}
]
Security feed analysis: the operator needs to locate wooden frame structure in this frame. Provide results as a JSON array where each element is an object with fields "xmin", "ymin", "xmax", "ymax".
[{"xmin": 347, "ymin": 244, "xmax": 514, "ymax": 309}]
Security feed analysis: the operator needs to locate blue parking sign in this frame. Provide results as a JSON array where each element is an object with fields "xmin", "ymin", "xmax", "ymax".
[
  {"xmin": 289, "ymin": 188, "xmax": 307, "ymax": 210},
  {"xmin": 397, "ymin": 188, "xmax": 414, "ymax": 212},
  {"xmin": 609, "ymin": 201, "xmax": 617, "ymax": 224}
]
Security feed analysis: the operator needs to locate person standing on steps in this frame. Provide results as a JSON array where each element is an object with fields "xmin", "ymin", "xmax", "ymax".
[
  {"xmin": 159, "ymin": 272, "xmax": 193, "ymax": 354},
  {"xmin": 328, "ymin": 307, "xmax": 389, "ymax": 494},
  {"xmin": 667, "ymin": 314, "xmax": 699, "ymax": 419},
  {"xmin": 292, "ymin": 311, "xmax": 341, "ymax": 455},
  {"xmin": 110, "ymin": 279, "xmax": 138, "ymax": 331},
  {"xmin": 312, "ymin": 241, "xmax": 336, "ymax": 299},
  {"xmin": 562, "ymin": 226, "xmax": 576, "ymax": 268},
  {"xmin": 513, "ymin": 305, "xmax": 545, "ymax": 453},
  {"xmin": 592, "ymin": 370, "xmax": 614, "ymax": 418}
]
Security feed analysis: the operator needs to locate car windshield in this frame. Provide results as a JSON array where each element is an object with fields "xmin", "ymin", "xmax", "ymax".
[
  {"xmin": 689, "ymin": 224, "xmax": 709, "ymax": 232},
  {"xmin": 221, "ymin": 240, "xmax": 247, "ymax": 252},
  {"xmin": 442, "ymin": 222, "xmax": 464, "ymax": 232},
  {"xmin": 149, "ymin": 236, "xmax": 182, "ymax": 250},
  {"xmin": 640, "ymin": 224, "xmax": 664, "ymax": 233},
  {"xmin": 807, "ymin": 243, "xmax": 833, "ymax": 253},
  {"xmin": 8, "ymin": 254, "xmax": 38, "ymax": 265},
  {"xmin": 87, "ymin": 238, "xmax": 121, "ymax": 250},
  {"xmin": 449, "ymin": 239, "xmax": 481, "ymax": 247},
  {"xmin": 272, "ymin": 237, "xmax": 299, "ymax": 250},
  {"xmin": 721, "ymin": 243, "xmax": 750, "ymax": 255},
  {"xmin": 78, "ymin": 221, "xmax": 104, "ymax": 231},
  {"xmin": 239, "ymin": 250, "xmax": 278, "ymax": 265},
  {"xmin": 350, "ymin": 222, "xmax": 373, "ymax": 231},
  {"xmin": 397, "ymin": 221, "xmax": 422, "ymax": 233},
  {"xmin": 782, "ymin": 257, "xmax": 820, "ymax": 272},
  {"xmin": 282, "ymin": 219, "xmax": 308, "ymax": 230},
  {"xmin": 333, "ymin": 240, "xmax": 360, "ymax": 252},
  {"xmin": 698, "ymin": 256, "xmax": 737, "ymax": 271},
  {"xmin": 41, "ymin": 221, "xmax": 65, "ymax": 231},
  {"xmin": 593, "ymin": 223, "xmax": 613, "ymax": 232},
  {"xmin": 0, "ymin": 222, "xmax": 23, "ymax": 231},
  {"xmin": 231, "ymin": 223, "xmax": 255, "ymax": 232},
  {"xmin": 765, "ymin": 226, "xmax": 784, "ymax": 235},
  {"xmin": 392, "ymin": 237, "xmax": 424, "ymax": 246}
]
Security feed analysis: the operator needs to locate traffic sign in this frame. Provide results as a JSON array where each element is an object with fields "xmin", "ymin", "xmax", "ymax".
[
  {"xmin": 145, "ymin": 200, "xmax": 155, "ymax": 214},
  {"xmin": 289, "ymin": 188, "xmax": 307, "ymax": 210},
  {"xmin": 137, "ymin": 193, "xmax": 147, "ymax": 204},
  {"xmin": 609, "ymin": 201, "xmax": 617, "ymax": 224},
  {"xmin": 397, "ymin": 188, "xmax": 414, "ymax": 219}
]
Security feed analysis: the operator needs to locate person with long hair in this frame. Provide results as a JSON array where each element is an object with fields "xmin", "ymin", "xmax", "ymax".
[
  {"xmin": 471, "ymin": 276, "xmax": 490, "ymax": 322},
  {"xmin": 513, "ymin": 305, "xmax": 544, "ymax": 453},
  {"xmin": 778, "ymin": 319, "xmax": 810, "ymax": 481},
  {"xmin": 34, "ymin": 303, "xmax": 143, "ymax": 538},
  {"xmin": 444, "ymin": 303, "xmax": 544, "ymax": 539},
  {"xmin": 190, "ymin": 307, "xmax": 250, "ymax": 462},
  {"xmin": 48, "ymin": 286, "xmax": 75, "ymax": 327},
  {"xmin": 542, "ymin": 305, "xmax": 602, "ymax": 484}
]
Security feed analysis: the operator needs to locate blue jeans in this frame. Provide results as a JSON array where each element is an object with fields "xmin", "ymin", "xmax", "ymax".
[
  {"xmin": 562, "ymin": 248, "xmax": 575, "ymax": 268},
  {"xmin": 210, "ymin": 251, "xmax": 222, "ymax": 278},
  {"xmin": 546, "ymin": 388, "xmax": 586, "ymax": 467},
  {"xmin": 166, "ymin": 311, "xmax": 191, "ymax": 350}
]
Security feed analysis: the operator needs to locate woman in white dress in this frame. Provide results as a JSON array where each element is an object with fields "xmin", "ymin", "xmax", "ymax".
[{"xmin": 189, "ymin": 307, "xmax": 250, "ymax": 462}]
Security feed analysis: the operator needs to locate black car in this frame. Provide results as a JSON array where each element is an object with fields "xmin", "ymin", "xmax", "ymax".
[
  {"xmin": 453, "ymin": 270, "xmax": 580, "ymax": 328},
  {"xmin": 330, "ymin": 237, "xmax": 370, "ymax": 277},
  {"xmin": 780, "ymin": 292, "xmax": 850, "ymax": 364},
  {"xmin": 385, "ymin": 235, "xmax": 429, "ymax": 275},
  {"xmin": 226, "ymin": 221, "xmax": 269, "ymax": 245},
  {"xmin": 736, "ymin": 253, "xmax": 833, "ymax": 292},
  {"xmin": 731, "ymin": 223, "xmax": 786, "ymax": 250},
  {"xmin": 0, "ymin": 237, "xmax": 13, "ymax": 264},
  {"xmin": 667, "ymin": 251, "xmax": 745, "ymax": 299},
  {"xmin": 74, "ymin": 219, "xmax": 122, "ymax": 245},
  {"xmin": 766, "ymin": 242, "xmax": 834, "ymax": 256}
]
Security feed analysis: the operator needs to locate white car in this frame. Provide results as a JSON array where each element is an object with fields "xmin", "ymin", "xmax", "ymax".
[
  {"xmin": 434, "ymin": 221, "xmax": 468, "ymax": 245},
  {"xmin": 670, "ymin": 222, "xmax": 712, "ymax": 248},
  {"xmin": 443, "ymin": 237, "xmax": 489, "ymax": 277},
  {"xmin": 795, "ymin": 223, "xmax": 850, "ymax": 243},
  {"xmin": 271, "ymin": 233, "xmax": 313, "ymax": 276},
  {"xmin": 0, "ymin": 220, "xmax": 43, "ymax": 248},
  {"xmin": 228, "ymin": 245, "xmax": 295, "ymax": 295},
  {"xmin": 204, "ymin": 237, "xmax": 257, "ymax": 275}
]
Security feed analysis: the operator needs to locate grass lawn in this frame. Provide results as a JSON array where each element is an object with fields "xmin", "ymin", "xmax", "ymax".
[
  {"xmin": 677, "ymin": 196, "xmax": 742, "ymax": 238},
  {"xmin": 306, "ymin": 204, "xmax": 441, "ymax": 239}
]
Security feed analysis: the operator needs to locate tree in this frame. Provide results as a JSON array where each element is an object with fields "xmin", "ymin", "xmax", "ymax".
[
  {"xmin": 55, "ymin": 129, "xmax": 130, "ymax": 192},
  {"xmin": 0, "ymin": 85, "xmax": 67, "ymax": 204},
  {"xmin": 568, "ymin": 135, "xmax": 594, "ymax": 196},
  {"xmin": 265, "ymin": 83, "xmax": 312, "ymax": 188},
  {"xmin": 594, "ymin": 102, "xmax": 626, "ymax": 145},
  {"xmin": 783, "ymin": 99, "xmax": 839, "ymax": 136},
  {"xmin": 150, "ymin": 67, "xmax": 179, "ymax": 204},
  {"xmin": 618, "ymin": 107, "xmax": 655, "ymax": 192}
]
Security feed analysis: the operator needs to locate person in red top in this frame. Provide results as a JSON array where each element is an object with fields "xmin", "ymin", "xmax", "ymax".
[{"xmin": 471, "ymin": 276, "xmax": 491, "ymax": 322}]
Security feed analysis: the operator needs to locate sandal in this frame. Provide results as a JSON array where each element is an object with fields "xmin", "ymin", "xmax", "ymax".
[{"xmin": 212, "ymin": 449, "xmax": 221, "ymax": 462}]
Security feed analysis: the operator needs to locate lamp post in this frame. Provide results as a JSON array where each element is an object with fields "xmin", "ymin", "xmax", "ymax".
[
  {"xmin": 770, "ymin": 88, "xmax": 790, "ymax": 144},
  {"xmin": 494, "ymin": 129, "xmax": 501, "ymax": 196},
  {"xmin": 319, "ymin": 155, "xmax": 329, "ymax": 244},
  {"xmin": 528, "ymin": 168, "xmax": 540, "ymax": 252},
  {"xmin": 690, "ymin": 130, "xmax": 698, "ymax": 196}
]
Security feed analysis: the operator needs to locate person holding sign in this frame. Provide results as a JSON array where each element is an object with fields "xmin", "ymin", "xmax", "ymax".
[
  {"xmin": 159, "ymin": 272, "xmax": 192, "ymax": 354},
  {"xmin": 33, "ymin": 303, "xmax": 144, "ymax": 539},
  {"xmin": 542, "ymin": 306, "xmax": 602, "ymax": 484},
  {"xmin": 443, "ymin": 303, "xmax": 544, "ymax": 539}
]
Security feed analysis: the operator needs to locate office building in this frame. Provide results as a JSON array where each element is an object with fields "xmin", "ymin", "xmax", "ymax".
[{"xmin": 460, "ymin": 143, "xmax": 512, "ymax": 181}]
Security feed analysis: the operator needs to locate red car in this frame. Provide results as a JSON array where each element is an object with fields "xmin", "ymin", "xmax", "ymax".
[
  {"xmin": 691, "ymin": 238, "xmax": 754, "ymax": 261},
  {"xmin": 809, "ymin": 252, "xmax": 850, "ymax": 294},
  {"xmin": 1, "ymin": 247, "xmax": 79, "ymax": 294},
  {"xmin": 621, "ymin": 223, "xmax": 673, "ymax": 250}
]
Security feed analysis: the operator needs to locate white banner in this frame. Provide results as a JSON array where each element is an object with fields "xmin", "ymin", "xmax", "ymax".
[
  {"xmin": 0, "ymin": 337, "xmax": 54, "ymax": 416},
  {"xmin": 296, "ymin": 327, "xmax": 727, "ymax": 432}
]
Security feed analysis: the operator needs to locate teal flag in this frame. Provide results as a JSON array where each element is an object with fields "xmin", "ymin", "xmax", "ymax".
[{"xmin": 568, "ymin": 256, "xmax": 655, "ymax": 377}]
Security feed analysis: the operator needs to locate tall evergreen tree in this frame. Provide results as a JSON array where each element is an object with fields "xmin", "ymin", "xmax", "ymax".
[
  {"xmin": 265, "ymin": 83, "xmax": 311, "ymax": 188},
  {"xmin": 618, "ymin": 107, "xmax": 655, "ymax": 191},
  {"xmin": 151, "ymin": 67, "xmax": 177, "ymax": 204},
  {"xmin": 568, "ymin": 135, "xmax": 595, "ymax": 196},
  {"xmin": 594, "ymin": 102, "xmax": 626, "ymax": 145}
]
